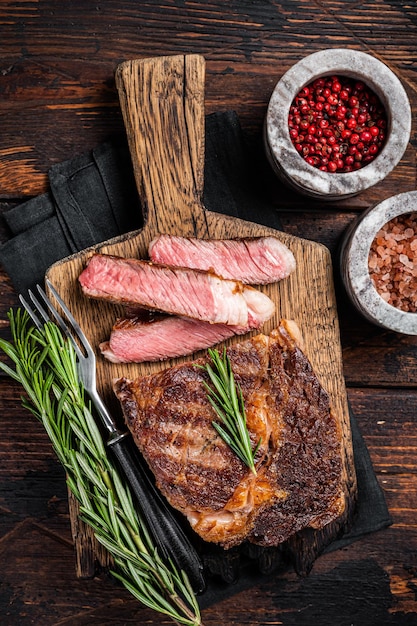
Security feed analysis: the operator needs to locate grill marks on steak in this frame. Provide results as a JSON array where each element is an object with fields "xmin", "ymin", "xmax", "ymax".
[
  {"xmin": 149, "ymin": 234, "xmax": 296, "ymax": 284},
  {"xmin": 115, "ymin": 361, "xmax": 247, "ymax": 513},
  {"xmin": 79, "ymin": 253, "xmax": 275, "ymax": 327},
  {"xmin": 114, "ymin": 320, "xmax": 344, "ymax": 549}
]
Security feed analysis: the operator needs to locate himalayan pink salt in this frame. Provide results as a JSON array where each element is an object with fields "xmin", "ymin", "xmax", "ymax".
[{"xmin": 368, "ymin": 212, "xmax": 417, "ymax": 313}]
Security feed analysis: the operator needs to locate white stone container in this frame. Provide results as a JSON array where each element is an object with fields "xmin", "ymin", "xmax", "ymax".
[
  {"xmin": 265, "ymin": 48, "xmax": 411, "ymax": 200},
  {"xmin": 340, "ymin": 191, "xmax": 417, "ymax": 334}
]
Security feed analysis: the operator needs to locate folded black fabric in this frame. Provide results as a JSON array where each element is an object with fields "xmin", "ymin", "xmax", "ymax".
[
  {"xmin": 0, "ymin": 138, "xmax": 142, "ymax": 294},
  {"xmin": 0, "ymin": 110, "xmax": 391, "ymax": 562}
]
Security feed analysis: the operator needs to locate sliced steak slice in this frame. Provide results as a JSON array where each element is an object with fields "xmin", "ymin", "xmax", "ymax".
[
  {"xmin": 100, "ymin": 312, "xmax": 258, "ymax": 364},
  {"xmin": 114, "ymin": 320, "xmax": 344, "ymax": 549},
  {"xmin": 148, "ymin": 234, "xmax": 296, "ymax": 284},
  {"xmin": 79, "ymin": 253, "xmax": 275, "ymax": 327}
]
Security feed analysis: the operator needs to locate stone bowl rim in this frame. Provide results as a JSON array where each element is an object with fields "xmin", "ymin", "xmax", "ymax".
[{"xmin": 341, "ymin": 190, "xmax": 417, "ymax": 334}]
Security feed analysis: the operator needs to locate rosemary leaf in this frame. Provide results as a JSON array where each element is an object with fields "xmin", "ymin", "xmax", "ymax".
[
  {"xmin": 201, "ymin": 347, "xmax": 260, "ymax": 475},
  {"xmin": 111, "ymin": 465, "xmax": 140, "ymax": 531}
]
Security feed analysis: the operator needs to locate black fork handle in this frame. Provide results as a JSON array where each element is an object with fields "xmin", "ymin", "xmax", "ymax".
[{"xmin": 108, "ymin": 432, "xmax": 206, "ymax": 594}]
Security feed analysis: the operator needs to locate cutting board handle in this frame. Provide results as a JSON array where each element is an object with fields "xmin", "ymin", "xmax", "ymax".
[{"xmin": 115, "ymin": 54, "xmax": 209, "ymax": 238}]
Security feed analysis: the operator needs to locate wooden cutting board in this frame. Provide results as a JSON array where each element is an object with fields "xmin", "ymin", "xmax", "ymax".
[{"xmin": 46, "ymin": 54, "xmax": 357, "ymax": 579}]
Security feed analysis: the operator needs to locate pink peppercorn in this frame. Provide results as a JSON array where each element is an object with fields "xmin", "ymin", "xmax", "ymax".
[{"xmin": 288, "ymin": 75, "xmax": 387, "ymax": 173}]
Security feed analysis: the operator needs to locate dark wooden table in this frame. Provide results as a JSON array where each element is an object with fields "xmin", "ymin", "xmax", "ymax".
[{"xmin": 1, "ymin": 2, "xmax": 417, "ymax": 625}]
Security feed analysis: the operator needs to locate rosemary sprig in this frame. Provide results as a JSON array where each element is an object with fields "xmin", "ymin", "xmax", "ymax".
[
  {"xmin": 201, "ymin": 347, "xmax": 261, "ymax": 475},
  {"xmin": 0, "ymin": 309, "xmax": 202, "ymax": 626}
]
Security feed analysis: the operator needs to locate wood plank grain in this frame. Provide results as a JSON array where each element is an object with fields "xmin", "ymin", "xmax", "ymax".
[
  {"xmin": 343, "ymin": 332, "xmax": 417, "ymax": 387},
  {"xmin": 1, "ymin": 2, "xmax": 416, "ymax": 200}
]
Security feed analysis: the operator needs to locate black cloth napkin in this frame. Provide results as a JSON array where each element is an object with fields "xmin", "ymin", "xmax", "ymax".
[{"xmin": 0, "ymin": 110, "xmax": 391, "ymax": 561}]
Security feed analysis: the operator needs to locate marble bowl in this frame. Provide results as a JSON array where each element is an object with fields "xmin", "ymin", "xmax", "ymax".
[
  {"xmin": 340, "ymin": 191, "xmax": 417, "ymax": 334},
  {"xmin": 264, "ymin": 48, "xmax": 411, "ymax": 200}
]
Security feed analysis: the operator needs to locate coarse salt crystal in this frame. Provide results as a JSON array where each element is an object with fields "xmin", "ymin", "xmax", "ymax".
[{"xmin": 368, "ymin": 212, "xmax": 417, "ymax": 313}]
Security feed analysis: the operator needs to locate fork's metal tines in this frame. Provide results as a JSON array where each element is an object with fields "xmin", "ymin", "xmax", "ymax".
[
  {"xmin": 19, "ymin": 283, "xmax": 79, "ymax": 358},
  {"xmin": 19, "ymin": 292, "xmax": 44, "ymax": 331},
  {"xmin": 47, "ymin": 281, "xmax": 93, "ymax": 360},
  {"xmin": 20, "ymin": 281, "xmax": 118, "ymax": 435}
]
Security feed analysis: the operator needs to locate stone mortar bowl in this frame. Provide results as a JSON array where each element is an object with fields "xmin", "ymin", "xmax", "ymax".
[
  {"xmin": 264, "ymin": 48, "xmax": 411, "ymax": 200},
  {"xmin": 340, "ymin": 190, "xmax": 417, "ymax": 334}
]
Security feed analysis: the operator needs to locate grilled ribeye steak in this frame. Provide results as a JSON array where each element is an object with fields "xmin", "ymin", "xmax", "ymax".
[
  {"xmin": 79, "ymin": 253, "xmax": 275, "ymax": 327},
  {"xmin": 148, "ymin": 234, "xmax": 296, "ymax": 284},
  {"xmin": 114, "ymin": 320, "xmax": 345, "ymax": 549}
]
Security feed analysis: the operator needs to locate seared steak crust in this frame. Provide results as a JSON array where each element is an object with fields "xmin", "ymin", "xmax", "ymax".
[
  {"xmin": 114, "ymin": 321, "xmax": 344, "ymax": 549},
  {"xmin": 251, "ymin": 325, "xmax": 343, "ymax": 545}
]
